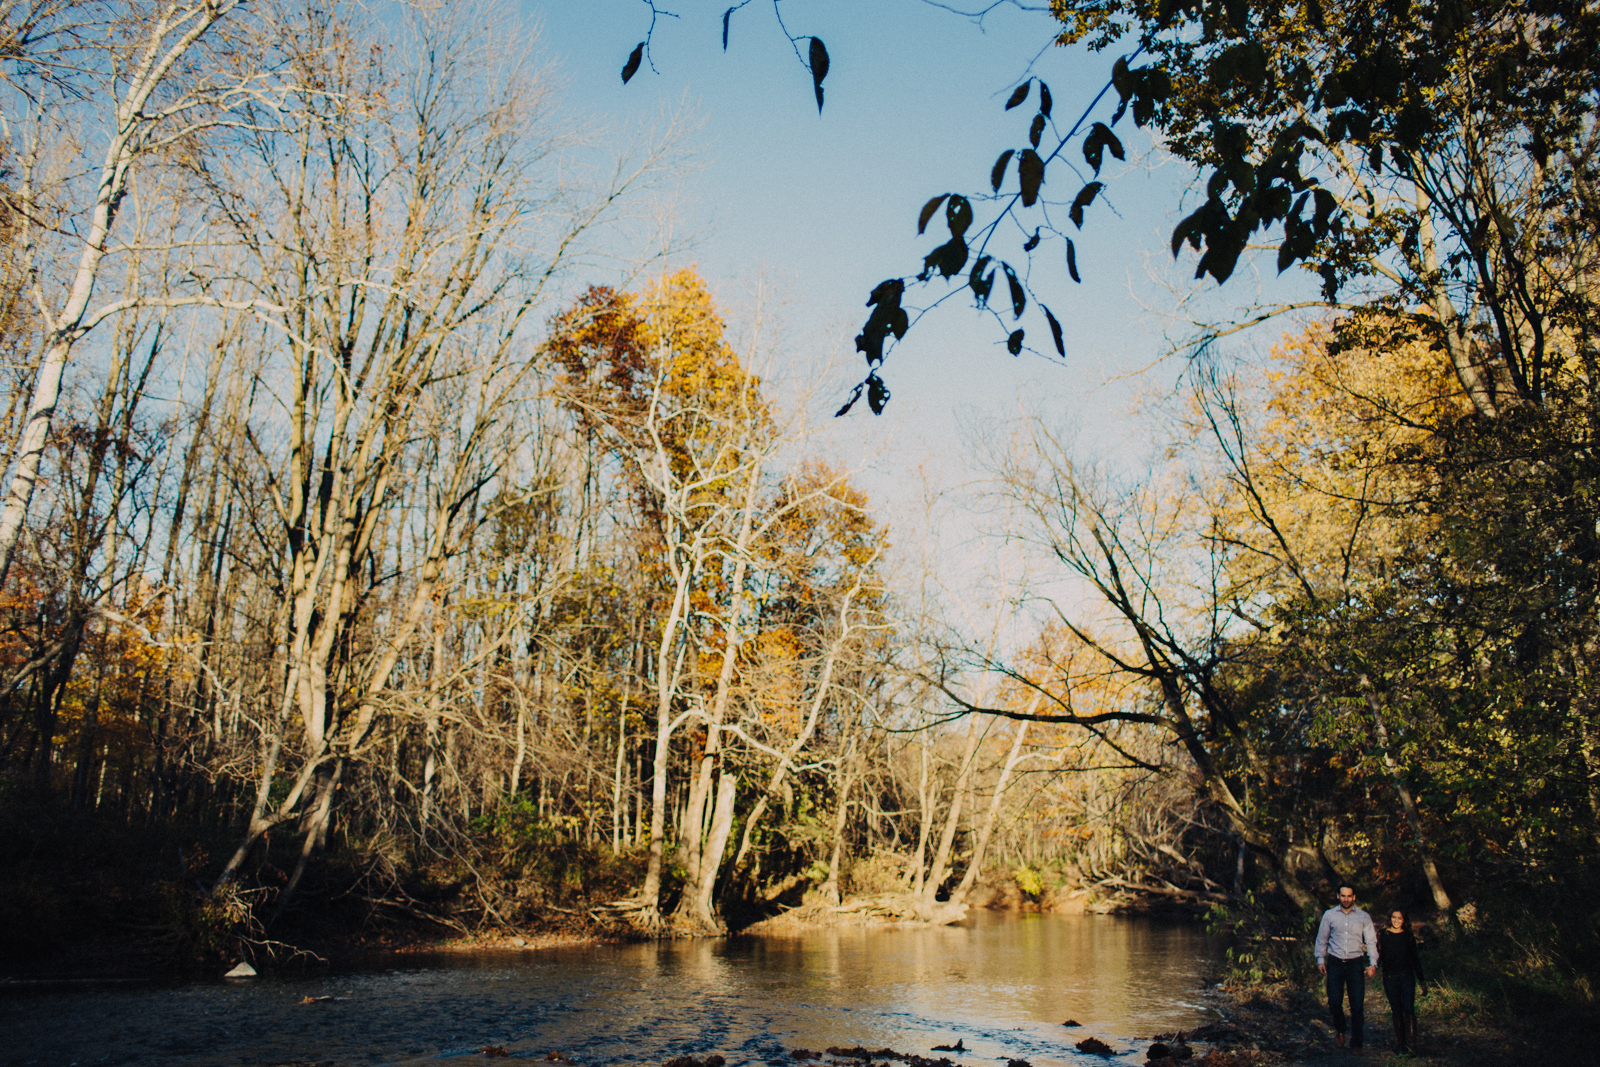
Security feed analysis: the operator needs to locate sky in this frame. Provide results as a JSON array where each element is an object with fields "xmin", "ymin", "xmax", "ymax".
[{"xmin": 517, "ymin": 0, "xmax": 1319, "ymax": 627}]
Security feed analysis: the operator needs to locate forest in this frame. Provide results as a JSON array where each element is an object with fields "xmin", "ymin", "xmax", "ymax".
[{"xmin": 0, "ymin": 0, "xmax": 1595, "ymax": 1014}]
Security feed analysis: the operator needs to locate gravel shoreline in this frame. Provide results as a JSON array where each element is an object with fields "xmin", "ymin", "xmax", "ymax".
[{"xmin": 1190, "ymin": 983, "xmax": 1592, "ymax": 1066}]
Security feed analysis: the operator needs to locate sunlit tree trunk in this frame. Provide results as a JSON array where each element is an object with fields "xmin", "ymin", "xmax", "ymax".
[
  {"xmin": 954, "ymin": 707, "xmax": 1034, "ymax": 901},
  {"xmin": 923, "ymin": 714, "xmax": 983, "ymax": 902}
]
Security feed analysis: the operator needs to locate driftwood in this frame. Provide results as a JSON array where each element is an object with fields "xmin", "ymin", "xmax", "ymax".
[
  {"xmin": 1092, "ymin": 876, "xmax": 1232, "ymax": 904},
  {"xmin": 750, "ymin": 892, "xmax": 969, "ymax": 930},
  {"xmin": 355, "ymin": 893, "xmax": 472, "ymax": 934}
]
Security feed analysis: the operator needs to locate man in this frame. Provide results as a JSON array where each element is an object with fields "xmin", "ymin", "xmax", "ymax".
[{"xmin": 1315, "ymin": 884, "xmax": 1379, "ymax": 1050}]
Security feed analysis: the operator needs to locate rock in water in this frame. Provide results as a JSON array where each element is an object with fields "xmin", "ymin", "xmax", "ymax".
[
  {"xmin": 224, "ymin": 962, "xmax": 256, "ymax": 978},
  {"xmin": 1074, "ymin": 1038, "xmax": 1116, "ymax": 1056}
]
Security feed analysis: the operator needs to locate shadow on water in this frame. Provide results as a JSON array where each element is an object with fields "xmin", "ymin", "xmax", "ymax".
[{"xmin": 1, "ymin": 911, "xmax": 1223, "ymax": 1067}]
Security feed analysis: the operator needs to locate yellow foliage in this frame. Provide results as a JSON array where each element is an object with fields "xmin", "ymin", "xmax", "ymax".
[
  {"xmin": 749, "ymin": 626, "xmax": 805, "ymax": 731},
  {"xmin": 1213, "ymin": 317, "xmax": 1472, "ymax": 603}
]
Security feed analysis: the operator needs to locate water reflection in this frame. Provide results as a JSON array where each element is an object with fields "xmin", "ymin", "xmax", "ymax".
[{"xmin": 2, "ymin": 911, "xmax": 1222, "ymax": 1067}]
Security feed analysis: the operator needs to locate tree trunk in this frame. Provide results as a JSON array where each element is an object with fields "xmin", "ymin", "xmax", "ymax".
[
  {"xmin": 612, "ymin": 674, "xmax": 632, "ymax": 853},
  {"xmin": 1357, "ymin": 674, "xmax": 1452, "ymax": 910},
  {"xmin": 923, "ymin": 714, "xmax": 984, "ymax": 901},
  {"xmin": 908, "ymin": 737, "xmax": 933, "ymax": 895},
  {"xmin": 640, "ymin": 529, "xmax": 700, "ymax": 918},
  {"xmin": 269, "ymin": 758, "xmax": 344, "ymax": 927},
  {"xmin": 954, "ymin": 710, "xmax": 1032, "ymax": 901},
  {"xmin": 687, "ymin": 771, "xmax": 738, "ymax": 929}
]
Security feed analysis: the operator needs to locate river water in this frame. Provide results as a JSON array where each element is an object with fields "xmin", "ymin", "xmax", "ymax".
[{"xmin": 1, "ymin": 912, "xmax": 1224, "ymax": 1067}]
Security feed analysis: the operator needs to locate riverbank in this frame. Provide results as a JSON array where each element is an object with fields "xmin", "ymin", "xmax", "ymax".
[
  {"xmin": 1193, "ymin": 977, "xmax": 1598, "ymax": 1065},
  {"xmin": 6, "ymin": 898, "xmax": 1592, "ymax": 1065}
]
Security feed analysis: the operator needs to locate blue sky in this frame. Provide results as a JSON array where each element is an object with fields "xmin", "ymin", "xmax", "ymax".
[{"xmin": 522, "ymin": 0, "xmax": 1318, "ymax": 572}]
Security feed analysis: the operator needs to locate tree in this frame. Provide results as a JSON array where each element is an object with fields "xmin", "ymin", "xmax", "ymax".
[
  {"xmin": 0, "ymin": 0, "xmax": 258, "ymax": 586},
  {"xmin": 735, "ymin": 0, "xmax": 1596, "ymax": 420},
  {"xmin": 200, "ymin": 2, "xmax": 673, "ymax": 900},
  {"xmin": 1194, "ymin": 319, "xmax": 1600, "ymax": 902},
  {"xmin": 966, "ymin": 419, "xmax": 1327, "ymax": 906}
]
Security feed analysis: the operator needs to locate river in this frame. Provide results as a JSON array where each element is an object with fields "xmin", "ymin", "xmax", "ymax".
[{"xmin": 1, "ymin": 911, "xmax": 1224, "ymax": 1067}]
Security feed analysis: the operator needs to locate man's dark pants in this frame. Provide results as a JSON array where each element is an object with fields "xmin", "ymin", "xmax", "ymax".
[{"xmin": 1325, "ymin": 955, "xmax": 1367, "ymax": 1046}]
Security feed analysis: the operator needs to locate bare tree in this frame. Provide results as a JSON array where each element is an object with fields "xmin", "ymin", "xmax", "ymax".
[
  {"xmin": 200, "ymin": 3, "xmax": 678, "ymax": 899},
  {"xmin": 0, "ymin": 0, "xmax": 260, "ymax": 586}
]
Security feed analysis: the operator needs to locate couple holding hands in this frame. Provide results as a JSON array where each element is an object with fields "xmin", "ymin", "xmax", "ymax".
[{"xmin": 1314, "ymin": 885, "xmax": 1428, "ymax": 1054}]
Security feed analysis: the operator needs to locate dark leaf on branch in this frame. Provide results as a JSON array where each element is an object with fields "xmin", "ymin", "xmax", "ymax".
[
  {"xmin": 854, "ymin": 277, "xmax": 907, "ymax": 366},
  {"xmin": 1070, "ymin": 181, "xmax": 1103, "ymax": 228},
  {"xmin": 1043, "ymin": 305, "xmax": 1065, "ymax": 355},
  {"xmin": 1007, "ymin": 329, "xmax": 1024, "ymax": 355},
  {"xmin": 1018, "ymin": 149, "xmax": 1044, "ymax": 206},
  {"xmin": 621, "ymin": 42, "xmax": 644, "ymax": 84},
  {"xmin": 1002, "ymin": 262, "xmax": 1026, "ymax": 318},
  {"xmin": 945, "ymin": 194, "xmax": 973, "ymax": 238},
  {"xmin": 921, "ymin": 236, "xmax": 969, "ymax": 279},
  {"xmin": 1039, "ymin": 82, "xmax": 1052, "ymax": 117},
  {"xmin": 722, "ymin": 7, "xmax": 734, "ymax": 50},
  {"xmin": 1110, "ymin": 55, "xmax": 1170, "ymax": 128},
  {"xmin": 866, "ymin": 372, "xmax": 890, "ymax": 414},
  {"xmin": 969, "ymin": 255, "xmax": 994, "ymax": 305},
  {"xmin": 918, "ymin": 194, "xmax": 949, "ymax": 235},
  {"xmin": 810, "ymin": 37, "xmax": 829, "ymax": 113},
  {"xmin": 1066, "ymin": 238, "xmax": 1080, "ymax": 282},
  {"xmin": 1082, "ymin": 122, "xmax": 1124, "ymax": 175},
  {"xmin": 991, "ymin": 149, "xmax": 1014, "ymax": 192},
  {"xmin": 1005, "ymin": 81, "xmax": 1030, "ymax": 110},
  {"xmin": 1023, "ymin": 228, "xmax": 1040, "ymax": 252},
  {"xmin": 834, "ymin": 381, "xmax": 864, "ymax": 417},
  {"xmin": 1030, "ymin": 113, "xmax": 1045, "ymax": 148}
]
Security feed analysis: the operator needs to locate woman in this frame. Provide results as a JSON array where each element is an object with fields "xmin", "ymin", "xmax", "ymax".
[{"xmin": 1378, "ymin": 908, "xmax": 1428, "ymax": 1053}]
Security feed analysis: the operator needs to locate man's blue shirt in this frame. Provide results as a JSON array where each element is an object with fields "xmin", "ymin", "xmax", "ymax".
[{"xmin": 1315, "ymin": 905, "xmax": 1378, "ymax": 966}]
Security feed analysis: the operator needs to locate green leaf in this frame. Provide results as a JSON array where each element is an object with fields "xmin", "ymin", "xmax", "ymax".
[
  {"xmin": 621, "ymin": 42, "xmax": 644, "ymax": 84},
  {"xmin": 1002, "ymin": 262, "xmax": 1026, "ymax": 318},
  {"xmin": 1005, "ymin": 81, "xmax": 1030, "ymax": 110},
  {"xmin": 1043, "ymin": 305, "xmax": 1065, "ymax": 355},
  {"xmin": 1070, "ymin": 181, "xmax": 1103, "ymax": 228},
  {"xmin": 991, "ymin": 149, "xmax": 1014, "ymax": 193},
  {"xmin": 1007, "ymin": 329, "xmax": 1025, "ymax": 355},
  {"xmin": 1066, "ymin": 238, "xmax": 1080, "ymax": 282},
  {"xmin": 918, "ymin": 194, "xmax": 949, "ymax": 236},
  {"xmin": 1018, "ymin": 149, "xmax": 1044, "ymax": 207},
  {"xmin": 810, "ymin": 37, "xmax": 829, "ymax": 113}
]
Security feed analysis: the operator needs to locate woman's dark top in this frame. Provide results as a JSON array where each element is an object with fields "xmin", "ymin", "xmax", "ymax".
[{"xmin": 1378, "ymin": 928, "xmax": 1426, "ymax": 981}]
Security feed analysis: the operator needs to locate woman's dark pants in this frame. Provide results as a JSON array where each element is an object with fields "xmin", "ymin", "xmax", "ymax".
[
  {"xmin": 1325, "ymin": 956, "xmax": 1367, "ymax": 1046},
  {"xmin": 1383, "ymin": 971, "xmax": 1416, "ymax": 1016}
]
